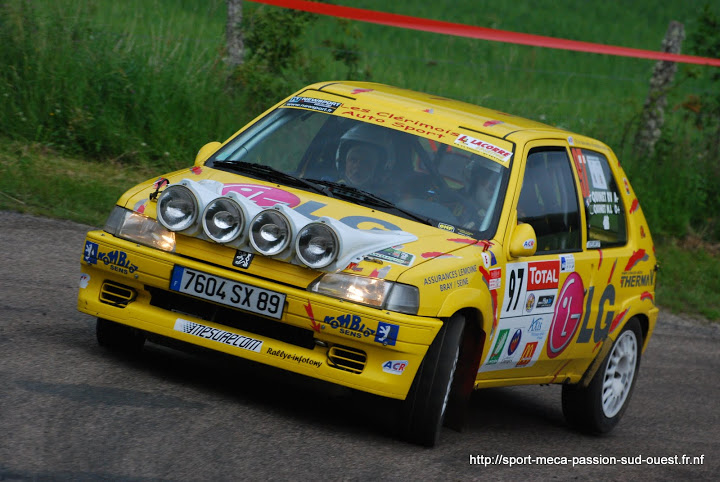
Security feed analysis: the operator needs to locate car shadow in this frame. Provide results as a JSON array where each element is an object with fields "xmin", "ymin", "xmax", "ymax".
[{"xmin": 81, "ymin": 333, "xmax": 572, "ymax": 444}]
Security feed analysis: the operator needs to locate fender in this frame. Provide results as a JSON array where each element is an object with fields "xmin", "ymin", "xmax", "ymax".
[
  {"xmin": 436, "ymin": 286, "xmax": 493, "ymax": 335},
  {"xmin": 578, "ymin": 336, "xmax": 613, "ymax": 388},
  {"xmin": 615, "ymin": 293, "xmax": 658, "ymax": 353},
  {"xmin": 578, "ymin": 293, "xmax": 658, "ymax": 387}
]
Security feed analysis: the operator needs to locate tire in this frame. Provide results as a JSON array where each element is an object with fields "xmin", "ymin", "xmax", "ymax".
[
  {"xmin": 398, "ymin": 313, "xmax": 467, "ymax": 447},
  {"xmin": 96, "ymin": 318, "xmax": 145, "ymax": 353},
  {"xmin": 562, "ymin": 318, "xmax": 643, "ymax": 434}
]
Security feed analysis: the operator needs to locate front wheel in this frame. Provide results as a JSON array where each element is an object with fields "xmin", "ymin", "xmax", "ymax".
[
  {"xmin": 562, "ymin": 318, "xmax": 643, "ymax": 434},
  {"xmin": 398, "ymin": 313, "xmax": 467, "ymax": 447}
]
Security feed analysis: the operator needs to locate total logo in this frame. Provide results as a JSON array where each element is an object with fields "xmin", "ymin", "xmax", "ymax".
[
  {"xmin": 382, "ymin": 360, "xmax": 408, "ymax": 375},
  {"xmin": 528, "ymin": 260, "xmax": 560, "ymax": 290}
]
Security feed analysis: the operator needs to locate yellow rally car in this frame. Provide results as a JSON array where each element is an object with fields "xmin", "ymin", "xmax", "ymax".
[{"xmin": 78, "ymin": 81, "xmax": 658, "ymax": 446}]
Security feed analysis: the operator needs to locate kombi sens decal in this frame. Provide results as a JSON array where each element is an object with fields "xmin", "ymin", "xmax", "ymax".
[{"xmin": 84, "ymin": 241, "xmax": 138, "ymax": 274}]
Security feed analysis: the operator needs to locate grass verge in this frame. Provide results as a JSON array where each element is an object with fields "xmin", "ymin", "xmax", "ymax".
[
  {"xmin": 1, "ymin": 138, "xmax": 717, "ymax": 322},
  {"xmin": 0, "ymin": 140, "xmax": 157, "ymax": 227}
]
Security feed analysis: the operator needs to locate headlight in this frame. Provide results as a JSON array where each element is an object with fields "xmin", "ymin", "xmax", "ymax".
[
  {"xmin": 156, "ymin": 185, "xmax": 198, "ymax": 232},
  {"xmin": 249, "ymin": 210, "xmax": 291, "ymax": 256},
  {"xmin": 310, "ymin": 273, "xmax": 390, "ymax": 307},
  {"xmin": 202, "ymin": 197, "xmax": 243, "ymax": 243},
  {"xmin": 296, "ymin": 222, "xmax": 338, "ymax": 269},
  {"xmin": 104, "ymin": 206, "xmax": 175, "ymax": 252},
  {"xmin": 385, "ymin": 284, "xmax": 420, "ymax": 315},
  {"xmin": 309, "ymin": 273, "xmax": 419, "ymax": 314}
]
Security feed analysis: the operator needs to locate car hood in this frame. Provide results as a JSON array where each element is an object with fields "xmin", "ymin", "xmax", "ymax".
[{"xmin": 118, "ymin": 166, "xmax": 490, "ymax": 287}]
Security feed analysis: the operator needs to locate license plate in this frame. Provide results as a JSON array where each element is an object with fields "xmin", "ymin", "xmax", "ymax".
[{"xmin": 169, "ymin": 266, "xmax": 286, "ymax": 319}]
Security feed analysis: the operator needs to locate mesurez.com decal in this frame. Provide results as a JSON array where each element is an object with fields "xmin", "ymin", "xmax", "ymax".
[{"xmin": 174, "ymin": 319, "xmax": 263, "ymax": 353}]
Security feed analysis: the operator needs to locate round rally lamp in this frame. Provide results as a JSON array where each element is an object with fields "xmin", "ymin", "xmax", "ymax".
[
  {"xmin": 296, "ymin": 222, "xmax": 339, "ymax": 269},
  {"xmin": 249, "ymin": 210, "xmax": 291, "ymax": 256},
  {"xmin": 156, "ymin": 185, "xmax": 198, "ymax": 232},
  {"xmin": 202, "ymin": 198, "xmax": 243, "ymax": 243}
]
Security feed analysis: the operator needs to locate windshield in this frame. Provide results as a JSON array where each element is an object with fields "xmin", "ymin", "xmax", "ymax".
[{"xmin": 209, "ymin": 107, "xmax": 510, "ymax": 238}]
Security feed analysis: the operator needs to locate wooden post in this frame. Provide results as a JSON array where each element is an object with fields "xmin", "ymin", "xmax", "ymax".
[
  {"xmin": 634, "ymin": 21, "xmax": 685, "ymax": 158},
  {"xmin": 225, "ymin": 0, "xmax": 244, "ymax": 68}
]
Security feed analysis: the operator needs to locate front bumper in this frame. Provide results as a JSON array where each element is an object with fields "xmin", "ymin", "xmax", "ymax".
[{"xmin": 77, "ymin": 230, "xmax": 442, "ymax": 399}]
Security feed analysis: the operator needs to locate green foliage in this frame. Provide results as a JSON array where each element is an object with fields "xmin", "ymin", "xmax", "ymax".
[
  {"xmin": 656, "ymin": 242, "xmax": 720, "ymax": 320},
  {"xmin": 0, "ymin": 0, "xmax": 370, "ymax": 165},
  {"xmin": 648, "ymin": 4, "xmax": 720, "ymax": 240},
  {"xmin": 229, "ymin": 3, "xmax": 370, "ymax": 113},
  {"xmin": 622, "ymin": 135, "xmax": 710, "ymax": 240},
  {"xmin": 0, "ymin": 140, "xmax": 156, "ymax": 226},
  {"xmin": 688, "ymin": 5, "xmax": 720, "ymax": 81},
  {"xmin": 0, "ymin": 0, "xmax": 236, "ymax": 166},
  {"xmin": 321, "ymin": 19, "xmax": 372, "ymax": 81},
  {"xmin": 229, "ymin": 5, "xmax": 320, "ymax": 113}
]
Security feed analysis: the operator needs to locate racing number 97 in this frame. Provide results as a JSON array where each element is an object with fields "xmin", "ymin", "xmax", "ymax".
[{"xmin": 506, "ymin": 268, "xmax": 525, "ymax": 312}]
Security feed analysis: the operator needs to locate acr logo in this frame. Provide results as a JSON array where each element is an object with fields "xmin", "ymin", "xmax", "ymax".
[
  {"xmin": 527, "ymin": 260, "xmax": 560, "ymax": 290},
  {"xmin": 523, "ymin": 239, "xmax": 535, "ymax": 249},
  {"xmin": 382, "ymin": 360, "xmax": 408, "ymax": 375}
]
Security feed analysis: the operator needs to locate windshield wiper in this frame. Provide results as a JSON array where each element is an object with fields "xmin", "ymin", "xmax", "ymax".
[
  {"xmin": 306, "ymin": 179, "xmax": 434, "ymax": 226},
  {"xmin": 212, "ymin": 160, "xmax": 333, "ymax": 198}
]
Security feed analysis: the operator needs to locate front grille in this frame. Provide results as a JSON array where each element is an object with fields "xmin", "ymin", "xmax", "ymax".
[
  {"xmin": 147, "ymin": 287, "xmax": 315, "ymax": 349},
  {"xmin": 100, "ymin": 281, "xmax": 136, "ymax": 307},
  {"xmin": 327, "ymin": 344, "xmax": 367, "ymax": 374}
]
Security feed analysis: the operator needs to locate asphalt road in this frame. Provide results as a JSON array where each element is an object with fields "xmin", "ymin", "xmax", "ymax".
[{"xmin": 1, "ymin": 211, "xmax": 718, "ymax": 481}]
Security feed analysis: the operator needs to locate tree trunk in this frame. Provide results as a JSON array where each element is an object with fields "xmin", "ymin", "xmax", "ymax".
[
  {"xmin": 225, "ymin": 0, "xmax": 244, "ymax": 68},
  {"xmin": 634, "ymin": 21, "xmax": 685, "ymax": 159}
]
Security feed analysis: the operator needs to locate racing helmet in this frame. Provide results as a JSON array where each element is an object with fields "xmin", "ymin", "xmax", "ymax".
[{"xmin": 335, "ymin": 122, "xmax": 396, "ymax": 185}]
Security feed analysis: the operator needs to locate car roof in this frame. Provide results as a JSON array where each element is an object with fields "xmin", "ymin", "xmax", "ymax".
[{"xmin": 309, "ymin": 81, "xmax": 609, "ymax": 149}]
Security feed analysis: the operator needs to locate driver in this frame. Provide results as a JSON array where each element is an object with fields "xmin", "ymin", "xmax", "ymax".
[
  {"xmin": 463, "ymin": 162, "xmax": 500, "ymax": 229},
  {"xmin": 336, "ymin": 123, "xmax": 394, "ymax": 191},
  {"xmin": 343, "ymin": 143, "xmax": 382, "ymax": 189}
]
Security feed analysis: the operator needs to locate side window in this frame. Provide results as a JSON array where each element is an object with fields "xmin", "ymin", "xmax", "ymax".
[
  {"xmin": 517, "ymin": 148, "xmax": 581, "ymax": 253},
  {"xmin": 570, "ymin": 148, "xmax": 627, "ymax": 248}
]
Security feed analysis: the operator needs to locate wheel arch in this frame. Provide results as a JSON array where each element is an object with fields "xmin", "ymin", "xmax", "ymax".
[
  {"xmin": 633, "ymin": 312, "xmax": 650, "ymax": 351},
  {"xmin": 436, "ymin": 287, "xmax": 495, "ymax": 337}
]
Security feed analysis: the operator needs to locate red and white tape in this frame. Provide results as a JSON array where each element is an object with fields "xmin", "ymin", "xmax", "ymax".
[{"xmin": 250, "ymin": 0, "xmax": 720, "ymax": 67}]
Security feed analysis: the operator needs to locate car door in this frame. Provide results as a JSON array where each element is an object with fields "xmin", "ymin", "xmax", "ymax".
[
  {"xmin": 479, "ymin": 140, "xmax": 600, "ymax": 380},
  {"xmin": 559, "ymin": 143, "xmax": 636, "ymax": 378}
]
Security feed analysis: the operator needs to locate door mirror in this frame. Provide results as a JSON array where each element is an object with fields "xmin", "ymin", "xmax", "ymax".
[
  {"xmin": 194, "ymin": 141, "xmax": 222, "ymax": 166},
  {"xmin": 509, "ymin": 223, "xmax": 537, "ymax": 258}
]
